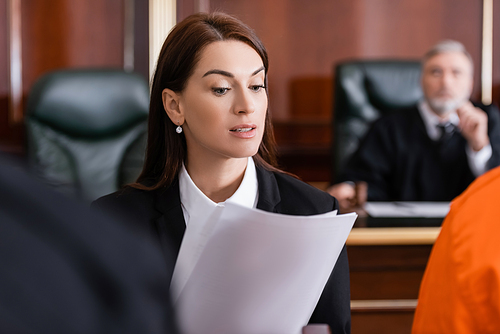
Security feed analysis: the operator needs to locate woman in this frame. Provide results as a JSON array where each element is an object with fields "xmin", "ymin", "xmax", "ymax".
[{"xmin": 93, "ymin": 12, "xmax": 350, "ymax": 333}]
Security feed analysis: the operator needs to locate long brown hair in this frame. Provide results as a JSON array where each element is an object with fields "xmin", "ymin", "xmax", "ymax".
[{"xmin": 133, "ymin": 12, "xmax": 281, "ymax": 190}]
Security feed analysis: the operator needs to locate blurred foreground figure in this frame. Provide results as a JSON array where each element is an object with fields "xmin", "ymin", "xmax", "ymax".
[
  {"xmin": 412, "ymin": 166, "xmax": 500, "ymax": 333},
  {"xmin": 0, "ymin": 155, "xmax": 177, "ymax": 334}
]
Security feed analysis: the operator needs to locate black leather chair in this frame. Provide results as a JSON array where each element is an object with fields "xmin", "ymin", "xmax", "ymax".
[
  {"xmin": 332, "ymin": 60, "xmax": 423, "ymax": 181},
  {"xmin": 25, "ymin": 69, "xmax": 149, "ymax": 202}
]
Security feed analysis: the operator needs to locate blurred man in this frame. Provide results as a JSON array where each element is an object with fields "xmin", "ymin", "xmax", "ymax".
[
  {"xmin": 0, "ymin": 155, "xmax": 177, "ymax": 333},
  {"xmin": 412, "ymin": 165, "xmax": 500, "ymax": 333},
  {"xmin": 329, "ymin": 40, "xmax": 500, "ymax": 212}
]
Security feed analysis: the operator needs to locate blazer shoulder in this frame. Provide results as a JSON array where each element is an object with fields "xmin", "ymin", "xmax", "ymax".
[
  {"xmin": 272, "ymin": 171, "xmax": 338, "ymax": 215},
  {"xmin": 93, "ymin": 186, "xmax": 153, "ymax": 208},
  {"xmin": 92, "ymin": 186, "xmax": 158, "ymax": 225}
]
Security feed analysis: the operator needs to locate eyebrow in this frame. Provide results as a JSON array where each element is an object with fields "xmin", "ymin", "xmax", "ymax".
[{"xmin": 202, "ymin": 66, "xmax": 265, "ymax": 78}]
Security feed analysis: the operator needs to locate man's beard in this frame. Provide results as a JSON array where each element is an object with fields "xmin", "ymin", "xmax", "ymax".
[{"xmin": 426, "ymin": 95, "xmax": 468, "ymax": 116}]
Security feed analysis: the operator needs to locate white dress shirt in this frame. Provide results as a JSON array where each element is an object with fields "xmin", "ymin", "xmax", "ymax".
[
  {"xmin": 171, "ymin": 157, "xmax": 259, "ymax": 300},
  {"xmin": 418, "ymin": 100, "xmax": 492, "ymax": 176}
]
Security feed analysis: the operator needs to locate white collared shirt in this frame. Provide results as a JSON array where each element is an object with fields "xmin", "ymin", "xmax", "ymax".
[
  {"xmin": 179, "ymin": 156, "xmax": 259, "ymax": 224},
  {"xmin": 418, "ymin": 100, "xmax": 492, "ymax": 176},
  {"xmin": 171, "ymin": 157, "xmax": 259, "ymax": 301}
]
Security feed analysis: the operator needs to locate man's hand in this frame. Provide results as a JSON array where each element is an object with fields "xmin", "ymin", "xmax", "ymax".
[
  {"xmin": 457, "ymin": 102, "xmax": 490, "ymax": 151},
  {"xmin": 327, "ymin": 181, "xmax": 367, "ymax": 213}
]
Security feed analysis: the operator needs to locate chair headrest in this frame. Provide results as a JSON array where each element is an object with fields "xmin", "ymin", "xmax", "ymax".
[
  {"xmin": 334, "ymin": 60, "xmax": 423, "ymax": 120},
  {"xmin": 26, "ymin": 69, "xmax": 149, "ymax": 138},
  {"xmin": 331, "ymin": 60, "xmax": 424, "ymax": 181}
]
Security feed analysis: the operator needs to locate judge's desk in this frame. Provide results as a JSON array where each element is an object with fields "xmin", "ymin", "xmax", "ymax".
[{"xmin": 346, "ymin": 202, "xmax": 447, "ymax": 334}]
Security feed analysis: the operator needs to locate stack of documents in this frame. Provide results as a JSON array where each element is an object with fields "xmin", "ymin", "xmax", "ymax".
[
  {"xmin": 364, "ymin": 202, "xmax": 450, "ymax": 218},
  {"xmin": 174, "ymin": 202, "xmax": 357, "ymax": 334}
]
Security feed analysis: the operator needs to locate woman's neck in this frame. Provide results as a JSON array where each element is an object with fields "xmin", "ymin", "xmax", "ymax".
[{"xmin": 185, "ymin": 155, "xmax": 248, "ymax": 203}]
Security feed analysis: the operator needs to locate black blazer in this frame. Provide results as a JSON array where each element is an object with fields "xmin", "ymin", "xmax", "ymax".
[{"xmin": 93, "ymin": 166, "xmax": 351, "ymax": 334}]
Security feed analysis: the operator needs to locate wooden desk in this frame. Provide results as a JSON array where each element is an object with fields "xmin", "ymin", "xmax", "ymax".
[
  {"xmin": 347, "ymin": 227, "xmax": 440, "ymax": 246},
  {"xmin": 347, "ymin": 226, "xmax": 440, "ymax": 334}
]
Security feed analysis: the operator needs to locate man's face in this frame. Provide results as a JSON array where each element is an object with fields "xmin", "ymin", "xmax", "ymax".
[{"xmin": 421, "ymin": 51, "xmax": 474, "ymax": 116}]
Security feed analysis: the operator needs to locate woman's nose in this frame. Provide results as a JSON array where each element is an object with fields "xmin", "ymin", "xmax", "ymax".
[{"xmin": 233, "ymin": 88, "xmax": 255, "ymax": 114}]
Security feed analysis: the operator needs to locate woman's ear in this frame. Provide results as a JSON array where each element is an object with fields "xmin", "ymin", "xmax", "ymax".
[{"xmin": 162, "ymin": 88, "xmax": 184, "ymax": 125}]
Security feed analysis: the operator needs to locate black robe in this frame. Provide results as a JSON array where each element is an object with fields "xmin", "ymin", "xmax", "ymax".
[{"xmin": 336, "ymin": 103, "xmax": 500, "ymax": 201}]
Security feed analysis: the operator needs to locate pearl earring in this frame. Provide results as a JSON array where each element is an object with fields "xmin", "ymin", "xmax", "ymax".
[{"xmin": 176, "ymin": 121, "xmax": 183, "ymax": 134}]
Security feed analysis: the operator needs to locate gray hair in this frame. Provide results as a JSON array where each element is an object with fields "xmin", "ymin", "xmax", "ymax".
[{"xmin": 422, "ymin": 40, "xmax": 474, "ymax": 70}]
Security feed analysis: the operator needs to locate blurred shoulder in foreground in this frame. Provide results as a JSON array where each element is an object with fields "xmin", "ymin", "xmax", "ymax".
[{"xmin": 0, "ymin": 154, "xmax": 177, "ymax": 334}]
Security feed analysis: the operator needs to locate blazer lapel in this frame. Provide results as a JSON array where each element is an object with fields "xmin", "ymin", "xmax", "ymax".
[
  {"xmin": 255, "ymin": 166, "xmax": 281, "ymax": 213},
  {"xmin": 152, "ymin": 167, "xmax": 280, "ymax": 258},
  {"xmin": 153, "ymin": 179, "xmax": 186, "ymax": 258}
]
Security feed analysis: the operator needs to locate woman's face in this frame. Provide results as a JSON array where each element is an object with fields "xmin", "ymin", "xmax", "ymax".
[{"xmin": 175, "ymin": 40, "xmax": 268, "ymax": 163}]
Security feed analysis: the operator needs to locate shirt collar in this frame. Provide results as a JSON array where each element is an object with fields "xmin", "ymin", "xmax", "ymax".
[
  {"xmin": 179, "ymin": 157, "xmax": 259, "ymax": 225},
  {"xmin": 418, "ymin": 100, "xmax": 460, "ymax": 140},
  {"xmin": 226, "ymin": 156, "xmax": 259, "ymax": 208}
]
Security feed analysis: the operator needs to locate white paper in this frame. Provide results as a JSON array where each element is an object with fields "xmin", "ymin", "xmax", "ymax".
[
  {"xmin": 171, "ymin": 205, "xmax": 225, "ymax": 303},
  {"xmin": 364, "ymin": 201, "xmax": 450, "ymax": 218},
  {"xmin": 175, "ymin": 203, "xmax": 357, "ymax": 334}
]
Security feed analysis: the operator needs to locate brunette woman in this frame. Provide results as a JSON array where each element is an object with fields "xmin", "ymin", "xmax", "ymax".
[{"xmin": 93, "ymin": 12, "xmax": 350, "ymax": 333}]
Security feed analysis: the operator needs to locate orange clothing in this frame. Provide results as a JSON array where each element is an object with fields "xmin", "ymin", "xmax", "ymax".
[{"xmin": 412, "ymin": 166, "xmax": 500, "ymax": 333}]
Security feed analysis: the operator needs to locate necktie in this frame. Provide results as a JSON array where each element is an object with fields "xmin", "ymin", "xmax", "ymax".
[{"xmin": 436, "ymin": 122, "xmax": 455, "ymax": 142}]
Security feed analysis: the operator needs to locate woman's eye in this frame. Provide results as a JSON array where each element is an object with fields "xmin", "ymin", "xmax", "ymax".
[
  {"xmin": 250, "ymin": 85, "xmax": 266, "ymax": 92},
  {"xmin": 212, "ymin": 87, "xmax": 230, "ymax": 95}
]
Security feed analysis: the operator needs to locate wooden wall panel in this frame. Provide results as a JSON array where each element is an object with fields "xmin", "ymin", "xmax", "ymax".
[
  {"xmin": 348, "ymin": 244, "xmax": 433, "ymax": 334},
  {"xmin": 351, "ymin": 312, "xmax": 415, "ymax": 334},
  {"xmin": 209, "ymin": 0, "xmax": 486, "ymax": 121},
  {"xmin": 21, "ymin": 0, "xmax": 124, "ymax": 93},
  {"xmin": 0, "ymin": 0, "xmax": 125, "ymax": 151},
  {"xmin": 360, "ymin": 0, "xmax": 483, "ymax": 100},
  {"xmin": 177, "ymin": 0, "xmax": 196, "ymax": 22}
]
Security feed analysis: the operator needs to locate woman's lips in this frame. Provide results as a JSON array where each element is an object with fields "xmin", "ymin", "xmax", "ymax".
[{"xmin": 229, "ymin": 124, "xmax": 257, "ymax": 138}]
